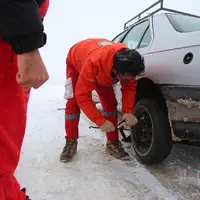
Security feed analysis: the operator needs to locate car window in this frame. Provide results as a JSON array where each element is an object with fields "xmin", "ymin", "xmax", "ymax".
[
  {"xmin": 138, "ymin": 27, "xmax": 151, "ymax": 48},
  {"xmin": 167, "ymin": 13, "xmax": 200, "ymax": 32},
  {"xmin": 112, "ymin": 30, "xmax": 128, "ymax": 43},
  {"xmin": 122, "ymin": 20, "xmax": 149, "ymax": 49}
]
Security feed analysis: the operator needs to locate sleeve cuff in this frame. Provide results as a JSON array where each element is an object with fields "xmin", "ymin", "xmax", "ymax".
[
  {"xmin": 10, "ymin": 32, "xmax": 47, "ymax": 54},
  {"xmin": 95, "ymin": 117, "xmax": 106, "ymax": 127},
  {"xmin": 122, "ymin": 108, "xmax": 133, "ymax": 113}
]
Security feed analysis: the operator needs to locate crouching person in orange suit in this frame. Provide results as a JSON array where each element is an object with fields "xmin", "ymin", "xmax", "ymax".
[
  {"xmin": 0, "ymin": 0, "xmax": 49, "ymax": 199},
  {"xmin": 60, "ymin": 38, "xmax": 145, "ymax": 162}
]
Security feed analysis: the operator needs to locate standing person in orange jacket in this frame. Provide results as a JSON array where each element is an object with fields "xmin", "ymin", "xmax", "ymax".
[
  {"xmin": 60, "ymin": 38, "xmax": 145, "ymax": 162},
  {"xmin": 0, "ymin": 0, "xmax": 49, "ymax": 199}
]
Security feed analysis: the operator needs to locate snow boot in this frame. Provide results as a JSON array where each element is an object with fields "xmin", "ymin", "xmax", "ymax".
[
  {"xmin": 106, "ymin": 140, "xmax": 129, "ymax": 160},
  {"xmin": 60, "ymin": 139, "xmax": 78, "ymax": 162}
]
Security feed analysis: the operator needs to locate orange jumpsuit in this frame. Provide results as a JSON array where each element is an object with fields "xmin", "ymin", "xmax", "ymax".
[
  {"xmin": 65, "ymin": 38, "xmax": 137, "ymax": 141},
  {"xmin": 0, "ymin": 1, "xmax": 49, "ymax": 199}
]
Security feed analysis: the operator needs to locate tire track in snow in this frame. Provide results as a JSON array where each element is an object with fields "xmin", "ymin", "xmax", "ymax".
[{"xmin": 148, "ymin": 144, "xmax": 200, "ymax": 200}]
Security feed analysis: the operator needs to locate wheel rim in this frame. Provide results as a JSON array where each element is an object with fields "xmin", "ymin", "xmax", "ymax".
[{"xmin": 131, "ymin": 105, "xmax": 153, "ymax": 156}]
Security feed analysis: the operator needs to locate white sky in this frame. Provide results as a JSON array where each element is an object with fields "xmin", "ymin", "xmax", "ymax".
[{"xmin": 40, "ymin": 0, "xmax": 200, "ymax": 86}]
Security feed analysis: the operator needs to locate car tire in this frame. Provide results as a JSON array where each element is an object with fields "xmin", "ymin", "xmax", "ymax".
[{"xmin": 130, "ymin": 98, "xmax": 173, "ymax": 165}]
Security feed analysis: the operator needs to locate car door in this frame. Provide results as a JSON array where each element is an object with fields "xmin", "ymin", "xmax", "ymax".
[{"xmin": 114, "ymin": 19, "xmax": 152, "ymax": 111}]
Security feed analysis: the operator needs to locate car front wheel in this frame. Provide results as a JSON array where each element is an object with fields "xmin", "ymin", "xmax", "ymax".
[{"xmin": 131, "ymin": 98, "xmax": 173, "ymax": 165}]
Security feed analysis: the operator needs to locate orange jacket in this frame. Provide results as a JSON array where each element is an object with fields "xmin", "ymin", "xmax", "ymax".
[{"xmin": 67, "ymin": 38, "xmax": 137, "ymax": 126}]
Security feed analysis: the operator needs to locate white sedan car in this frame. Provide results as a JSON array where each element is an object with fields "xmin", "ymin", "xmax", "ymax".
[{"xmin": 112, "ymin": 1, "xmax": 200, "ymax": 165}]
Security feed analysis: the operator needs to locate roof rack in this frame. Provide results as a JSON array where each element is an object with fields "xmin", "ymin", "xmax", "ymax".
[{"xmin": 124, "ymin": 0, "xmax": 200, "ymax": 30}]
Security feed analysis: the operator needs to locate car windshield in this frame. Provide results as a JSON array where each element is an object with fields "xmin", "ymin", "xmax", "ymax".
[{"xmin": 167, "ymin": 13, "xmax": 200, "ymax": 33}]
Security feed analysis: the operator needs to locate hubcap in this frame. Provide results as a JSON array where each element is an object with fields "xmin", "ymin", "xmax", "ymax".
[{"xmin": 131, "ymin": 106, "xmax": 153, "ymax": 156}]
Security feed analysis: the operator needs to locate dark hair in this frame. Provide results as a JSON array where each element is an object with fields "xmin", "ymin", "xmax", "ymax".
[{"xmin": 113, "ymin": 48, "xmax": 145, "ymax": 76}]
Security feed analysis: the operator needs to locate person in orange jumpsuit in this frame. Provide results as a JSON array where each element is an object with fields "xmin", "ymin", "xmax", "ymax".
[
  {"xmin": 60, "ymin": 38, "xmax": 145, "ymax": 162},
  {"xmin": 0, "ymin": 0, "xmax": 49, "ymax": 199}
]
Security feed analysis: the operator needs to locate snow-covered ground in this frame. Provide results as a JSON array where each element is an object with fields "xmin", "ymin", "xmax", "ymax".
[
  {"xmin": 15, "ymin": 0, "xmax": 200, "ymax": 199},
  {"xmin": 15, "ymin": 83, "xmax": 200, "ymax": 200}
]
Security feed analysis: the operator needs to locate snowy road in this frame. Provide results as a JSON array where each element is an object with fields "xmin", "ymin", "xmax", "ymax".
[{"xmin": 15, "ymin": 84, "xmax": 200, "ymax": 200}]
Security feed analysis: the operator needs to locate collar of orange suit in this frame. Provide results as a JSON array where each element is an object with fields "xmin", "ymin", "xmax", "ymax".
[{"xmin": 111, "ymin": 67, "xmax": 123, "ymax": 83}]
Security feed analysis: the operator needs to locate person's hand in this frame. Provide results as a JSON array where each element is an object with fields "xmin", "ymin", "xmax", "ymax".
[
  {"xmin": 123, "ymin": 113, "xmax": 138, "ymax": 127},
  {"xmin": 16, "ymin": 49, "xmax": 49, "ymax": 91},
  {"xmin": 100, "ymin": 120, "xmax": 115, "ymax": 132}
]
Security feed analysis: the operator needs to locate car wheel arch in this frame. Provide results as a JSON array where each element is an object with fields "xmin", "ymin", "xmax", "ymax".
[{"xmin": 136, "ymin": 78, "xmax": 167, "ymax": 113}]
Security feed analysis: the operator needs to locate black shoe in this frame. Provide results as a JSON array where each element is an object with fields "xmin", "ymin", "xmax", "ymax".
[{"xmin": 21, "ymin": 188, "xmax": 31, "ymax": 200}]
